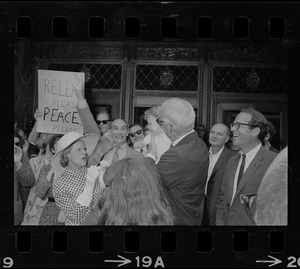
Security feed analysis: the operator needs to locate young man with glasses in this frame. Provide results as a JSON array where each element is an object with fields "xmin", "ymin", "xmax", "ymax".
[
  {"xmin": 216, "ymin": 107, "xmax": 277, "ymax": 226},
  {"xmin": 128, "ymin": 124, "xmax": 145, "ymax": 147},
  {"xmin": 95, "ymin": 111, "xmax": 113, "ymax": 143}
]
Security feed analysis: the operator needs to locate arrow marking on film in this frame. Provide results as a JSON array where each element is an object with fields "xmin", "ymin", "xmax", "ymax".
[
  {"xmin": 105, "ymin": 255, "xmax": 132, "ymax": 267},
  {"xmin": 256, "ymin": 255, "xmax": 282, "ymax": 267}
]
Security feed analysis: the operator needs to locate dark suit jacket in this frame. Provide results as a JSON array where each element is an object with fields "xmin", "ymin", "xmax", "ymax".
[
  {"xmin": 216, "ymin": 145, "xmax": 277, "ymax": 225},
  {"xmin": 154, "ymin": 131, "xmax": 209, "ymax": 225},
  {"xmin": 206, "ymin": 147, "xmax": 237, "ymax": 225}
]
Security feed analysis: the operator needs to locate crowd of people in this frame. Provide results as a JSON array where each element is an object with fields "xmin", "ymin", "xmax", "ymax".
[{"xmin": 14, "ymin": 90, "xmax": 287, "ymax": 226}]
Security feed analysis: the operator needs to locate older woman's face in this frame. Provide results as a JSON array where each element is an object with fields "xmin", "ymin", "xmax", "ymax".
[{"xmin": 67, "ymin": 140, "xmax": 88, "ymax": 169}]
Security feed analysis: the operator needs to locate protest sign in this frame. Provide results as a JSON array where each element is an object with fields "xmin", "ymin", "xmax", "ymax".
[{"xmin": 37, "ymin": 69, "xmax": 84, "ymax": 134}]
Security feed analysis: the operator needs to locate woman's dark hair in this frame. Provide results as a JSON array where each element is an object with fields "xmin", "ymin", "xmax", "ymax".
[
  {"xmin": 27, "ymin": 143, "xmax": 40, "ymax": 158},
  {"xmin": 48, "ymin": 134, "xmax": 63, "ymax": 154}
]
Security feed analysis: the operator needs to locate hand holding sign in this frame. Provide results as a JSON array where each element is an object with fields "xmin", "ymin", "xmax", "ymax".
[
  {"xmin": 74, "ymin": 78, "xmax": 84, "ymax": 101},
  {"xmin": 34, "ymin": 109, "xmax": 43, "ymax": 121}
]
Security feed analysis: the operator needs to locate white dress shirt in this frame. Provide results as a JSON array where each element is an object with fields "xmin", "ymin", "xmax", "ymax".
[
  {"xmin": 231, "ymin": 143, "xmax": 262, "ymax": 205},
  {"xmin": 204, "ymin": 146, "xmax": 225, "ymax": 195}
]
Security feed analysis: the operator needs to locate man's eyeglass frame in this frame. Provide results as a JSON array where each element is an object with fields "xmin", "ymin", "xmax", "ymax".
[{"xmin": 230, "ymin": 122, "xmax": 258, "ymax": 130}]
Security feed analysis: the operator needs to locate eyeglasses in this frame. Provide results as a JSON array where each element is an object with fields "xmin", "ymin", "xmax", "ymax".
[
  {"xmin": 230, "ymin": 122, "xmax": 257, "ymax": 130},
  {"xmin": 129, "ymin": 129, "xmax": 142, "ymax": 137},
  {"xmin": 156, "ymin": 118, "xmax": 173, "ymax": 128},
  {"xmin": 96, "ymin": 120, "xmax": 109, "ymax": 125}
]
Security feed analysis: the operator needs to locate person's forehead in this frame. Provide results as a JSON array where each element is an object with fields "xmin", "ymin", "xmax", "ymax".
[
  {"xmin": 97, "ymin": 113, "xmax": 109, "ymax": 120},
  {"xmin": 130, "ymin": 125, "xmax": 142, "ymax": 132},
  {"xmin": 112, "ymin": 119, "xmax": 127, "ymax": 128},
  {"xmin": 72, "ymin": 140, "xmax": 86, "ymax": 148},
  {"xmin": 211, "ymin": 124, "xmax": 227, "ymax": 133},
  {"xmin": 235, "ymin": 112, "xmax": 252, "ymax": 123}
]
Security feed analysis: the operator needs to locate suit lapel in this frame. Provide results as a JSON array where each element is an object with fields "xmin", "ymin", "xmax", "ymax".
[
  {"xmin": 232, "ymin": 147, "xmax": 264, "ymax": 202},
  {"xmin": 210, "ymin": 148, "xmax": 228, "ymax": 177},
  {"xmin": 228, "ymin": 155, "xmax": 240, "ymax": 204}
]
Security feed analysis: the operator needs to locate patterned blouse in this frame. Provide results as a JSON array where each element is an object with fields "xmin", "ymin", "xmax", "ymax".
[{"xmin": 53, "ymin": 167, "xmax": 103, "ymax": 226}]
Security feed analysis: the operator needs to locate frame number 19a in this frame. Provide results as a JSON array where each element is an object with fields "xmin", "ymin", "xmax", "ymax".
[{"xmin": 136, "ymin": 256, "xmax": 165, "ymax": 268}]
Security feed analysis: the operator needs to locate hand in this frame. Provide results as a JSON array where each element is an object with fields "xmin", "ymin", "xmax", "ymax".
[
  {"xmin": 133, "ymin": 140, "xmax": 143, "ymax": 149},
  {"xmin": 73, "ymin": 75, "xmax": 85, "ymax": 101},
  {"xmin": 86, "ymin": 165, "xmax": 99, "ymax": 182},
  {"xmin": 22, "ymin": 139, "xmax": 29, "ymax": 153},
  {"xmin": 14, "ymin": 145, "xmax": 23, "ymax": 164},
  {"xmin": 46, "ymin": 167, "xmax": 55, "ymax": 181},
  {"xmin": 34, "ymin": 109, "xmax": 42, "ymax": 121},
  {"xmin": 98, "ymin": 166, "xmax": 107, "ymax": 189},
  {"xmin": 147, "ymin": 133, "xmax": 158, "ymax": 159}
]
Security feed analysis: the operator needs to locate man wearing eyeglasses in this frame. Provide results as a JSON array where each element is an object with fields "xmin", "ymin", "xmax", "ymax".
[
  {"xmin": 146, "ymin": 98, "xmax": 209, "ymax": 225},
  {"xmin": 95, "ymin": 111, "xmax": 113, "ymax": 143},
  {"xmin": 216, "ymin": 107, "xmax": 277, "ymax": 226}
]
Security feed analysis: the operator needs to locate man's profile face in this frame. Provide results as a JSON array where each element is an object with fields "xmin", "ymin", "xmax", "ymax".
[
  {"xmin": 231, "ymin": 112, "xmax": 255, "ymax": 149},
  {"xmin": 111, "ymin": 119, "xmax": 129, "ymax": 146},
  {"xmin": 96, "ymin": 113, "xmax": 110, "ymax": 134}
]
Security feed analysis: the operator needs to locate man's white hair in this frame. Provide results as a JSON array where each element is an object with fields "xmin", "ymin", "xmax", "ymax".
[{"xmin": 161, "ymin": 98, "xmax": 195, "ymax": 130}]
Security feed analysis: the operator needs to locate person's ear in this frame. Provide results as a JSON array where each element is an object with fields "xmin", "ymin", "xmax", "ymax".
[
  {"xmin": 225, "ymin": 135, "xmax": 230, "ymax": 143},
  {"xmin": 252, "ymin": 127, "xmax": 260, "ymax": 137}
]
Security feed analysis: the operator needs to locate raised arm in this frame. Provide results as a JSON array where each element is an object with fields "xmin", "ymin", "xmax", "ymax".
[{"xmin": 74, "ymin": 83, "xmax": 100, "ymax": 136}]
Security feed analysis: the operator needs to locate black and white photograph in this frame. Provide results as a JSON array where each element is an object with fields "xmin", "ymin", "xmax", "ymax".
[{"xmin": 2, "ymin": 1, "xmax": 299, "ymax": 268}]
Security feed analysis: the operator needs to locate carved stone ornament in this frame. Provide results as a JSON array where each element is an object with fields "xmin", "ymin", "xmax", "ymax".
[
  {"xmin": 137, "ymin": 47, "xmax": 200, "ymax": 60},
  {"xmin": 160, "ymin": 67, "xmax": 174, "ymax": 88},
  {"xmin": 245, "ymin": 70, "xmax": 260, "ymax": 89},
  {"xmin": 46, "ymin": 44, "xmax": 123, "ymax": 59}
]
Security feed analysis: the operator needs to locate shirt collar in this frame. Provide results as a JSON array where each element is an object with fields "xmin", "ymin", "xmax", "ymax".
[
  {"xmin": 242, "ymin": 143, "xmax": 262, "ymax": 159},
  {"xmin": 209, "ymin": 146, "xmax": 224, "ymax": 157},
  {"xmin": 172, "ymin": 130, "xmax": 195, "ymax": 146}
]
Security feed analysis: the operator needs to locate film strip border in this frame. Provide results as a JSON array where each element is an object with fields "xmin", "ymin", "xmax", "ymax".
[
  {"xmin": 16, "ymin": 16, "xmax": 286, "ymax": 40},
  {"xmin": 3, "ymin": 2, "xmax": 298, "ymax": 42},
  {"xmin": 3, "ymin": 227, "xmax": 296, "ymax": 268}
]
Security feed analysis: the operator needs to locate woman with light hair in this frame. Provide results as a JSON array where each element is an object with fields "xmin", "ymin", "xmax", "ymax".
[
  {"xmin": 52, "ymin": 131, "xmax": 106, "ymax": 225},
  {"xmin": 134, "ymin": 105, "xmax": 171, "ymax": 162},
  {"xmin": 82, "ymin": 158, "xmax": 174, "ymax": 225}
]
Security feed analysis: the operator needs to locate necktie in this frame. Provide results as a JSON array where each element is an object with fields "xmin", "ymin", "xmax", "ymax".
[
  {"xmin": 237, "ymin": 154, "xmax": 246, "ymax": 186},
  {"xmin": 112, "ymin": 146, "xmax": 120, "ymax": 163}
]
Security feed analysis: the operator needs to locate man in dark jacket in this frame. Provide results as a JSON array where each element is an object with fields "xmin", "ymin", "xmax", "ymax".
[
  {"xmin": 146, "ymin": 98, "xmax": 209, "ymax": 225},
  {"xmin": 203, "ymin": 123, "xmax": 237, "ymax": 225}
]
